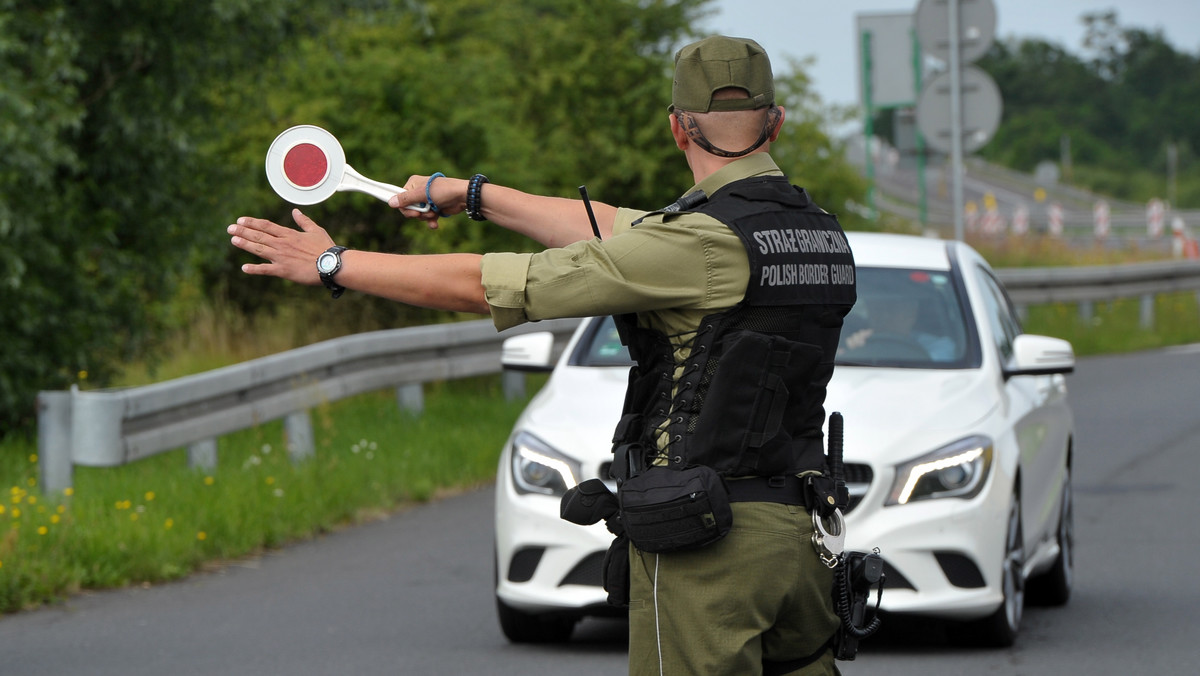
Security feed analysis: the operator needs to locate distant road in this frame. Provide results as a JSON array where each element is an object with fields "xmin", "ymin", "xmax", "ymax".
[{"xmin": 2, "ymin": 346, "xmax": 1199, "ymax": 676}]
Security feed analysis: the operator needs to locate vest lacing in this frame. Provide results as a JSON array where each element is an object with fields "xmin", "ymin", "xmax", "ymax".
[{"xmin": 649, "ymin": 324, "xmax": 713, "ymax": 466}]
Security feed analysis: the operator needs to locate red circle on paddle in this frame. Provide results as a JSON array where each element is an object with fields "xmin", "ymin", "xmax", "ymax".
[{"xmin": 282, "ymin": 143, "xmax": 329, "ymax": 188}]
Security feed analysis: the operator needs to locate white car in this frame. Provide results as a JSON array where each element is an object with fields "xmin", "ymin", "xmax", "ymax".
[{"xmin": 493, "ymin": 231, "xmax": 1075, "ymax": 647}]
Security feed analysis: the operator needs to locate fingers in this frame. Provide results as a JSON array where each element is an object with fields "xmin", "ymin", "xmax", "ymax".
[
  {"xmin": 239, "ymin": 262, "xmax": 277, "ymax": 277},
  {"xmin": 389, "ymin": 174, "xmax": 468, "ymax": 228},
  {"xmin": 291, "ymin": 208, "xmax": 320, "ymax": 232},
  {"xmin": 227, "ymin": 220, "xmax": 275, "ymax": 257}
]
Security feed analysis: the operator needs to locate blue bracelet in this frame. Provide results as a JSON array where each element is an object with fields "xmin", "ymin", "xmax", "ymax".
[{"xmin": 425, "ymin": 172, "xmax": 445, "ymax": 216}]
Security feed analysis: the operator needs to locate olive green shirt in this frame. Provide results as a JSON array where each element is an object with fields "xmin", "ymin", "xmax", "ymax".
[{"xmin": 480, "ymin": 154, "xmax": 786, "ymax": 337}]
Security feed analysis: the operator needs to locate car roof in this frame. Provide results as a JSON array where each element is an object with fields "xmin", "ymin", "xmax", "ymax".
[{"xmin": 846, "ymin": 232, "xmax": 955, "ymax": 271}]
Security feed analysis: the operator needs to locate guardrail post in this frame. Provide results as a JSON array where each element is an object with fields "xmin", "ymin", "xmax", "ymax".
[
  {"xmin": 284, "ymin": 411, "xmax": 315, "ymax": 462},
  {"xmin": 1139, "ymin": 294, "xmax": 1155, "ymax": 329},
  {"xmin": 1078, "ymin": 300, "xmax": 1094, "ymax": 323},
  {"xmin": 37, "ymin": 391, "xmax": 73, "ymax": 494},
  {"xmin": 189, "ymin": 439, "xmax": 218, "ymax": 470},
  {"xmin": 70, "ymin": 387, "xmax": 126, "ymax": 467},
  {"xmin": 397, "ymin": 383, "xmax": 424, "ymax": 416},
  {"xmin": 503, "ymin": 370, "xmax": 526, "ymax": 402}
]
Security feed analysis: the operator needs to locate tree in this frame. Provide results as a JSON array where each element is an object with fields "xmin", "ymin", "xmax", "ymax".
[
  {"xmin": 0, "ymin": 0, "xmax": 413, "ymax": 437},
  {"xmin": 977, "ymin": 12, "xmax": 1200, "ymax": 194}
]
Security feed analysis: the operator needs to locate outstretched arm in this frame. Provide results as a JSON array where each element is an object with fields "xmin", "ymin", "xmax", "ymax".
[
  {"xmin": 228, "ymin": 209, "xmax": 489, "ymax": 314},
  {"xmin": 390, "ymin": 174, "xmax": 618, "ymax": 248}
]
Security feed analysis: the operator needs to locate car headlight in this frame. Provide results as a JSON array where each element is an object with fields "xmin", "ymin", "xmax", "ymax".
[
  {"xmin": 509, "ymin": 431, "xmax": 581, "ymax": 497},
  {"xmin": 886, "ymin": 435, "xmax": 993, "ymax": 506}
]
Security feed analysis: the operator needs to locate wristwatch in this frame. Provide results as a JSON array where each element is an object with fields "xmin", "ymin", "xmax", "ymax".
[{"xmin": 316, "ymin": 245, "xmax": 348, "ymax": 299}]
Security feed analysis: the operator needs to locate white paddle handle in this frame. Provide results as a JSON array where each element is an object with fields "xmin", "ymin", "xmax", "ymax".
[{"xmin": 340, "ymin": 165, "xmax": 431, "ymax": 212}]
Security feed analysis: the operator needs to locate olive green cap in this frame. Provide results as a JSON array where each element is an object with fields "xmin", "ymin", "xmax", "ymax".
[{"xmin": 670, "ymin": 36, "xmax": 775, "ymax": 113}]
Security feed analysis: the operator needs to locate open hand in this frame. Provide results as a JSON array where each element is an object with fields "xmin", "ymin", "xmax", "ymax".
[{"xmin": 227, "ymin": 209, "xmax": 335, "ymax": 285}]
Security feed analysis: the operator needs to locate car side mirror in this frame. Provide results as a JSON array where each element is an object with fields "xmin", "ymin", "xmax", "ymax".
[
  {"xmin": 1004, "ymin": 334, "xmax": 1075, "ymax": 378},
  {"xmin": 501, "ymin": 332, "xmax": 556, "ymax": 372}
]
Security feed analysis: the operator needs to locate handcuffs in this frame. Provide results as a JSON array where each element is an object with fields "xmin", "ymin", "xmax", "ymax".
[{"xmin": 813, "ymin": 509, "xmax": 846, "ymax": 568}]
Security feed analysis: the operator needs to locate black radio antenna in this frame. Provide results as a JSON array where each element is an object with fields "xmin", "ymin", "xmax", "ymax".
[{"xmin": 578, "ymin": 185, "xmax": 602, "ymax": 240}]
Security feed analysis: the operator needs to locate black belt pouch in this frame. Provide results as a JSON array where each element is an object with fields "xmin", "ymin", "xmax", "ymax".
[{"xmin": 618, "ymin": 465, "xmax": 733, "ymax": 553}]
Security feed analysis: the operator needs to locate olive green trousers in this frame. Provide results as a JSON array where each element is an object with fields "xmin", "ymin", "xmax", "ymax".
[{"xmin": 627, "ymin": 501, "xmax": 841, "ymax": 676}]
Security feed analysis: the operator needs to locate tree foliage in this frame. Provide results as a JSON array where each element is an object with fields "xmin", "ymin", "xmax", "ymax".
[
  {"xmin": 0, "ymin": 0, "xmax": 414, "ymax": 435},
  {"xmin": 1, "ymin": 0, "xmax": 866, "ymax": 437},
  {"xmin": 976, "ymin": 11, "xmax": 1200, "ymax": 204}
]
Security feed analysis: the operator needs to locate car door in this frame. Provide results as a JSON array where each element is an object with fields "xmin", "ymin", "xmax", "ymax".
[{"xmin": 975, "ymin": 267, "xmax": 1068, "ymax": 546}]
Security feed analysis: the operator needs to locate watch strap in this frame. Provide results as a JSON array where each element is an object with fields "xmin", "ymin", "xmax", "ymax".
[{"xmin": 317, "ymin": 245, "xmax": 348, "ymax": 299}]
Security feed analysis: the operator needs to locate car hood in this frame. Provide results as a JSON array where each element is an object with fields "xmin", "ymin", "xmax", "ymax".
[
  {"xmin": 826, "ymin": 366, "xmax": 997, "ymax": 465},
  {"xmin": 515, "ymin": 366, "xmax": 630, "ymax": 461},
  {"xmin": 517, "ymin": 364, "xmax": 999, "ymax": 469}
]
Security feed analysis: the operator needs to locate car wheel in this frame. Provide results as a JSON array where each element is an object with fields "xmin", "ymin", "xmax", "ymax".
[
  {"xmin": 1028, "ymin": 465, "xmax": 1073, "ymax": 606},
  {"xmin": 496, "ymin": 596, "xmax": 577, "ymax": 643},
  {"xmin": 950, "ymin": 492, "xmax": 1025, "ymax": 647}
]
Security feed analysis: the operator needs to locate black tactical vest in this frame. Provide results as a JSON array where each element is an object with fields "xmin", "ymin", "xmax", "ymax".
[{"xmin": 611, "ymin": 176, "xmax": 856, "ymax": 481}]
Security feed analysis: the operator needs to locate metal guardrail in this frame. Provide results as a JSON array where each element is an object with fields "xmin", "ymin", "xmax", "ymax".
[
  {"xmin": 34, "ymin": 258, "xmax": 1200, "ymax": 494},
  {"xmin": 997, "ymin": 259, "xmax": 1200, "ymax": 305},
  {"xmin": 36, "ymin": 318, "xmax": 581, "ymax": 493}
]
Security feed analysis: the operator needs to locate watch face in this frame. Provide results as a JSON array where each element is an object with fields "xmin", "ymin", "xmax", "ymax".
[{"xmin": 317, "ymin": 251, "xmax": 337, "ymax": 274}]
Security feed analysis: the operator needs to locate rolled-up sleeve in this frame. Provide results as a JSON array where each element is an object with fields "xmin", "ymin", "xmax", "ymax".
[{"xmin": 480, "ymin": 252, "xmax": 535, "ymax": 331}]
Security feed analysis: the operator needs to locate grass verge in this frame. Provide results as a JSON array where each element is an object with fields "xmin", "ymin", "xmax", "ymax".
[{"xmin": 0, "ymin": 376, "xmax": 534, "ymax": 614}]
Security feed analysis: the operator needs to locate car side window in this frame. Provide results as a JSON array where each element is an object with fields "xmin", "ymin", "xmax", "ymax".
[{"xmin": 976, "ymin": 268, "xmax": 1022, "ymax": 363}]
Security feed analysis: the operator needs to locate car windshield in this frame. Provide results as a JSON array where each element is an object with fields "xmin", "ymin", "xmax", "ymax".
[
  {"xmin": 836, "ymin": 267, "xmax": 974, "ymax": 369},
  {"xmin": 572, "ymin": 316, "xmax": 634, "ymax": 367},
  {"xmin": 575, "ymin": 266, "xmax": 973, "ymax": 370}
]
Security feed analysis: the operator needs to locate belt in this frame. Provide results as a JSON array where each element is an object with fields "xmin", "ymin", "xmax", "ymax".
[{"xmin": 725, "ymin": 474, "xmax": 809, "ymax": 506}]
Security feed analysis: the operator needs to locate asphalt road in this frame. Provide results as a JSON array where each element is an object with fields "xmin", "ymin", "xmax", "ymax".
[{"xmin": 2, "ymin": 346, "xmax": 1199, "ymax": 675}]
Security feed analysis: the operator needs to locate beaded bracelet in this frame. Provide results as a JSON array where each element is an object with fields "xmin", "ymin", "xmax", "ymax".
[
  {"xmin": 425, "ymin": 172, "xmax": 446, "ymax": 216},
  {"xmin": 466, "ymin": 173, "xmax": 489, "ymax": 221}
]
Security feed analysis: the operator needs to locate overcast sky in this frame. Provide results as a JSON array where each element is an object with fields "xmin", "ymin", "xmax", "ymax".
[{"xmin": 704, "ymin": 0, "xmax": 1200, "ymax": 108}]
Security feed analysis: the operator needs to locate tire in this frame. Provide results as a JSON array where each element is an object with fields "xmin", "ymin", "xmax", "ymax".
[
  {"xmin": 950, "ymin": 492, "xmax": 1025, "ymax": 648},
  {"xmin": 1028, "ymin": 465, "xmax": 1073, "ymax": 606},
  {"xmin": 495, "ymin": 596, "xmax": 577, "ymax": 643}
]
